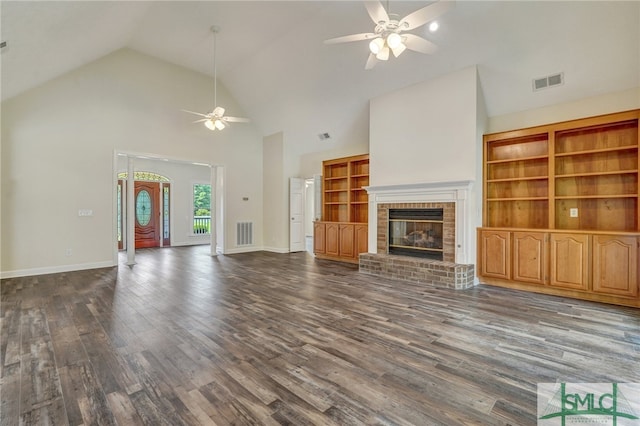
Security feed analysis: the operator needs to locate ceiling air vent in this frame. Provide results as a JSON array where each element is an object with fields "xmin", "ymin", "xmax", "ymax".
[
  {"xmin": 533, "ymin": 72, "xmax": 564, "ymax": 92},
  {"xmin": 318, "ymin": 132, "xmax": 331, "ymax": 141}
]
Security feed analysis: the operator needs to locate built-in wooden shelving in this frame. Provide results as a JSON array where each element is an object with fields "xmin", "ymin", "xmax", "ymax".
[
  {"xmin": 479, "ymin": 109, "xmax": 640, "ymax": 308},
  {"xmin": 315, "ymin": 154, "xmax": 369, "ymax": 264}
]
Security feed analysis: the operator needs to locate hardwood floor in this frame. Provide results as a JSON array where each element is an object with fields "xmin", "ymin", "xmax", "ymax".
[{"xmin": 1, "ymin": 246, "xmax": 639, "ymax": 425}]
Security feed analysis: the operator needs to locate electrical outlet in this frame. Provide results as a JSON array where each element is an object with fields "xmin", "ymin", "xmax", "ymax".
[
  {"xmin": 65, "ymin": 248, "xmax": 72, "ymax": 257},
  {"xmin": 570, "ymin": 208, "xmax": 578, "ymax": 218}
]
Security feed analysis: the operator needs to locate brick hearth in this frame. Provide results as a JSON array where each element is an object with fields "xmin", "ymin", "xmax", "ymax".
[{"xmin": 359, "ymin": 253, "xmax": 475, "ymax": 290}]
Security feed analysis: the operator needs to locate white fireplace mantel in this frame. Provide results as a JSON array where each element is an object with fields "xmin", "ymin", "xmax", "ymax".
[{"xmin": 364, "ymin": 180, "xmax": 475, "ymax": 265}]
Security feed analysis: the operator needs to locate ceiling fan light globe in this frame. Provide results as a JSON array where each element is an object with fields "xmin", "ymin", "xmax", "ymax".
[
  {"xmin": 386, "ymin": 33, "xmax": 402, "ymax": 49},
  {"xmin": 204, "ymin": 119, "xmax": 216, "ymax": 131},
  {"xmin": 214, "ymin": 119, "xmax": 226, "ymax": 130},
  {"xmin": 376, "ymin": 46, "xmax": 390, "ymax": 61},
  {"xmin": 369, "ymin": 37, "xmax": 384, "ymax": 54},
  {"xmin": 391, "ymin": 43, "xmax": 407, "ymax": 58}
]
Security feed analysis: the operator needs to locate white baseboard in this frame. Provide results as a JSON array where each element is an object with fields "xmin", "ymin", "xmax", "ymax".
[
  {"xmin": 1, "ymin": 260, "xmax": 116, "ymax": 279},
  {"xmin": 223, "ymin": 246, "xmax": 262, "ymax": 254},
  {"xmin": 223, "ymin": 246, "xmax": 289, "ymax": 254},
  {"xmin": 261, "ymin": 246, "xmax": 290, "ymax": 254}
]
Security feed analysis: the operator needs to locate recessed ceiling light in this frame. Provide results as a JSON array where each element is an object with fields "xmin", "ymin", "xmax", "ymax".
[{"xmin": 429, "ymin": 21, "xmax": 439, "ymax": 32}]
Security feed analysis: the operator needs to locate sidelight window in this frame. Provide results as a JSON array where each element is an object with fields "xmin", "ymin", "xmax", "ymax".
[{"xmin": 193, "ymin": 183, "xmax": 212, "ymax": 234}]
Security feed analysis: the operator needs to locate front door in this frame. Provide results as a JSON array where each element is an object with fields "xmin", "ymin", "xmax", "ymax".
[{"xmin": 135, "ymin": 181, "xmax": 160, "ymax": 248}]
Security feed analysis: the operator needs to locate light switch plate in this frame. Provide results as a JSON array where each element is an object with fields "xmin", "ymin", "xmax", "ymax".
[{"xmin": 569, "ymin": 208, "xmax": 578, "ymax": 218}]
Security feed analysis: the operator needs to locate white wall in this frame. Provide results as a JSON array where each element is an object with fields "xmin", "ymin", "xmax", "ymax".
[
  {"xmin": 369, "ymin": 66, "xmax": 479, "ymax": 187},
  {"xmin": 1, "ymin": 48, "xmax": 263, "ymax": 277},
  {"xmin": 262, "ymin": 132, "xmax": 287, "ymax": 252},
  {"xmin": 488, "ymin": 87, "xmax": 640, "ymax": 134}
]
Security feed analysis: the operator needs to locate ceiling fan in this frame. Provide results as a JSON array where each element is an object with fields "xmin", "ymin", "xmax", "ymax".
[
  {"xmin": 183, "ymin": 26, "xmax": 249, "ymax": 131},
  {"xmin": 324, "ymin": 0, "xmax": 454, "ymax": 69}
]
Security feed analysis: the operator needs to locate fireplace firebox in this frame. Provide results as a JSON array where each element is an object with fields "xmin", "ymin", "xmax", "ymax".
[{"xmin": 388, "ymin": 208, "xmax": 443, "ymax": 260}]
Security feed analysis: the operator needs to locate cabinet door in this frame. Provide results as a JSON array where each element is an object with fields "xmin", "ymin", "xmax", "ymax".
[
  {"xmin": 325, "ymin": 223, "xmax": 339, "ymax": 256},
  {"xmin": 549, "ymin": 233, "xmax": 589, "ymax": 290},
  {"xmin": 512, "ymin": 232, "xmax": 547, "ymax": 285},
  {"xmin": 313, "ymin": 222, "xmax": 326, "ymax": 254},
  {"xmin": 592, "ymin": 235, "xmax": 638, "ymax": 297},
  {"xmin": 479, "ymin": 230, "xmax": 511, "ymax": 280},
  {"xmin": 339, "ymin": 224, "xmax": 355, "ymax": 258},
  {"xmin": 355, "ymin": 224, "xmax": 368, "ymax": 259}
]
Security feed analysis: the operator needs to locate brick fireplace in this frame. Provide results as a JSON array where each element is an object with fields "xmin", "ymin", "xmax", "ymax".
[{"xmin": 360, "ymin": 181, "xmax": 477, "ymax": 289}]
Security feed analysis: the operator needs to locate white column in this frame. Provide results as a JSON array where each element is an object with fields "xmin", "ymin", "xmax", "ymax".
[
  {"xmin": 367, "ymin": 191, "xmax": 377, "ymax": 253},
  {"xmin": 210, "ymin": 165, "xmax": 217, "ymax": 257},
  {"xmin": 126, "ymin": 157, "xmax": 136, "ymax": 265}
]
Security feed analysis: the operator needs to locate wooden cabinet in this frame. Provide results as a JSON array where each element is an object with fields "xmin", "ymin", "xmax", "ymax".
[
  {"xmin": 325, "ymin": 223, "xmax": 340, "ymax": 257},
  {"xmin": 314, "ymin": 154, "xmax": 369, "ymax": 263},
  {"xmin": 479, "ymin": 229, "xmax": 511, "ymax": 280},
  {"xmin": 592, "ymin": 235, "xmax": 638, "ymax": 297},
  {"xmin": 355, "ymin": 224, "xmax": 369, "ymax": 258},
  {"xmin": 339, "ymin": 224, "xmax": 355, "ymax": 258},
  {"xmin": 512, "ymin": 232, "xmax": 546, "ymax": 285},
  {"xmin": 313, "ymin": 222, "xmax": 325, "ymax": 254},
  {"xmin": 549, "ymin": 233, "xmax": 589, "ymax": 290},
  {"xmin": 479, "ymin": 109, "xmax": 640, "ymax": 307}
]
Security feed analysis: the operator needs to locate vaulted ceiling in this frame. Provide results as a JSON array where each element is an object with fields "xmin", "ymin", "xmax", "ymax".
[{"xmin": 2, "ymin": 1, "xmax": 639, "ymax": 143}]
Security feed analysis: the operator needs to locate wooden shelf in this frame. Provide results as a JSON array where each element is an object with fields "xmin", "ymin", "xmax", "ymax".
[
  {"xmin": 555, "ymin": 145, "xmax": 638, "ymax": 157},
  {"xmin": 486, "ymin": 154, "xmax": 549, "ymax": 164},
  {"xmin": 487, "ymin": 176, "xmax": 548, "ymax": 183},
  {"xmin": 555, "ymin": 194, "xmax": 638, "ymax": 200},
  {"xmin": 483, "ymin": 109, "xmax": 639, "ymax": 232},
  {"xmin": 556, "ymin": 169, "xmax": 638, "ymax": 178},
  {"xmin": 487, "ymin": 197, "xmax": 549, "ymax": 201},
  {"xmin": 317, "ymin": 154, "xmax": 369, "ymax": 264}
]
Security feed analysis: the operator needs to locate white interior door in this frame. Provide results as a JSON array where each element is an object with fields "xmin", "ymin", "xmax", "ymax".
[{"xmin": 289, "ymin": 177, "xmax": 305, "ymax": 252}]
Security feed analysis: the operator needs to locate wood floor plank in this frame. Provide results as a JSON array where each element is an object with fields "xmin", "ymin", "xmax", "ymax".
[
  {"xmin": 106, "ymin": 391, "xmax": 145, "ymax": 426},
  {"xmin": 1, "ymin": 246, "xmax": 639, "ymax": 425}
]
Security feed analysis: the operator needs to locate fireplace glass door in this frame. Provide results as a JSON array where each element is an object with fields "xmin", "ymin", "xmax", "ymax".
[{"xmin": 388, "ymin": 208, "xmax": 444, "ymax": 260}]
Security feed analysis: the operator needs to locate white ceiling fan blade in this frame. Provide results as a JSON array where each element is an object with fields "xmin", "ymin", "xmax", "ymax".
[
  {"xmin": 364, "ymin": 1, "xmax": 389, "ymax": 24},
  {"xmin": 399, "ymin": 0, "xmax": 455, "ymax": 31},
  {"xmin": 182, "ymin": 109, "xmax": 209, "ymax": 118},
  {"xmin": 365, "ymin": 53, "xmax": 378, "ymax": 70},
  {"xmin": 404, "ymin": 34, "xmax": 438, "ymax": 54},
  {"xmin": 192, "ymin": 118, "xmax": 209, "ymax": 123},
  {"xmin": 223, "ymin": 116, "xmax": 251, "ymax": 123},
  {"xmin": 213, "ymin": 106, "xmax": 225, "ymax": 117},
  {"xmin": 324, "ymin": 33, "xmax": 377, "ymax": 44}
]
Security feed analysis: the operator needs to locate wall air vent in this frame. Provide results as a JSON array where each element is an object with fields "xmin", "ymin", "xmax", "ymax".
[
  {"xmin": 318, "ymin": 132, "xmax": 331, "ymax": 141},
  {"xmin": 237, "ymin": 222, "xmax": 253, "ymax": 246},
  {"xmin": 533, "ymin": 72, "xmax": 564, "ymax": 92},
  {"xmin": 0, "ymin": 41, "xmax": 6, "ymax": 49}
]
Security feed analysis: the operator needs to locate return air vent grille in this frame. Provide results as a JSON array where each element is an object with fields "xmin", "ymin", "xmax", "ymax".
[
  {"xmin": 237, "ymin": 222, "xmax": 253, "ymax": 246},
  {"xmin": 533, "ymin": 72, "xmax": 564, "ymax": 91}
]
